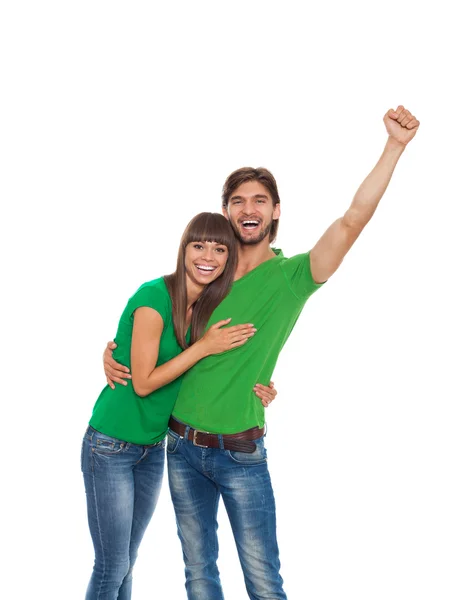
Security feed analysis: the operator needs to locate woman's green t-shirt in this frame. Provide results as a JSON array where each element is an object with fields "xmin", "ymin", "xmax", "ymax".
[{"xmin": 89, "ymin": 277, "xmax": 184, "ymax": 445}]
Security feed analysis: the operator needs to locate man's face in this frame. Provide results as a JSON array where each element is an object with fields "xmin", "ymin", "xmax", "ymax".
[{"xmin": 223, "ymin": 181, "xmax": 280, "ymax": 246}]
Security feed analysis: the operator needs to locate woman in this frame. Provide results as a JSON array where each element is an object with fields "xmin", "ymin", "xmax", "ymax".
[{"xmin": 82, "ymin": 212, "xmax": 276, "ymax": 600}]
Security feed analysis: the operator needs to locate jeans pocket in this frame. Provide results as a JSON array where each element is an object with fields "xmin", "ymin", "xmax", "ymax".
[
  {"xmin": 166, "ymin": 430, "xmax": 182, "ymax": 454},
  {"xmin": 93, "ymin": 436, "xmax": 125, "ymax": 456},
  {"xmin": 227, "ymin": 437, "xmax": 267, "ymax": 465}
]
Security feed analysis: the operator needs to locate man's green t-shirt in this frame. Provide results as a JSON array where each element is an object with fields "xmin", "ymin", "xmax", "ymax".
[
  {"xmin": 89, "ymin": 277, "xmax": 184, "ymax": 445},
  {"xmin": 172, "ymin": 250, "xmax": 323, "ymax": 434}
]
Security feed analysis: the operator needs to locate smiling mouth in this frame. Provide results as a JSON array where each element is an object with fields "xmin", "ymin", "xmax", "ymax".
[
  {"xmin": 195, "ymin": 264, "xmax": 216, "ymax": 275},
  {"xmin": 240, "ymin": 219, "xmax": 260, "ymax": 230}
]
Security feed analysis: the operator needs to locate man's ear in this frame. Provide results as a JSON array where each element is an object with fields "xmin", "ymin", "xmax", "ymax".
[
  {"xmin": 273, "ymin": 203, "xmax": 281, "ymax": 220},
  {"xmin": 222, "ymin": 206, "xmax": 229, "ymax": 220}
]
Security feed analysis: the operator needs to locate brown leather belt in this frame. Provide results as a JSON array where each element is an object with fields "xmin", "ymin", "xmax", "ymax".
[{"xmin": 169, "ymin": 417, "xmax": 264, "ymax": 454}]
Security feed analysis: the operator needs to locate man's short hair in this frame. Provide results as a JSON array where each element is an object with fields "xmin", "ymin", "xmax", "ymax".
[{"xmin": 222, "ymin": 167, "xmax": 280, "ymax": 243}]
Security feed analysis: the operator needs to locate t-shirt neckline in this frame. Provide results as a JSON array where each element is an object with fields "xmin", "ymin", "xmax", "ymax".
[{"xmin": 233, "ymin": 247, "xmax": 284, "ymax": 285}]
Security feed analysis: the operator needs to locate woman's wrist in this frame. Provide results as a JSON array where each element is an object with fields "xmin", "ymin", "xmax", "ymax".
[{"xmin": 193, "ymin": 338, "xmax": 210, "ymax": 359}]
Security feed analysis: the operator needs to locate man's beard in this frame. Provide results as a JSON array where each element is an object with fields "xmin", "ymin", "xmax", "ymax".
[{"xmin": 230, "ymin": 219, "xmax": 273, "ymax": 245}]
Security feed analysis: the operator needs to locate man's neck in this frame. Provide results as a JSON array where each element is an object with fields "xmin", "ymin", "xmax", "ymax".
[{"xmin": 234, "ymin": 239, "xmax": 277, "ymax": 280}]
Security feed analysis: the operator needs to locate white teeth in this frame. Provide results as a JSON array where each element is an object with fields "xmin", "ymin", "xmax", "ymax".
[
  {"xmin": 242, "ymin": 220, "xmax": 259, "ymax": 226},
  {"xmin": 196, "ymin": 265, "xmax": 215, "ymax": 271}
]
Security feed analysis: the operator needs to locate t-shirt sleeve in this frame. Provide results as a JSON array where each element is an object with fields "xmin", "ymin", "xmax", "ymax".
[
  {"xmin": 126, "ymin": 283, "xmax": 170, "ymax": 324},
  {"xmin": 280, "ymin": 251, "xmax": 325, "ymax": 301}
]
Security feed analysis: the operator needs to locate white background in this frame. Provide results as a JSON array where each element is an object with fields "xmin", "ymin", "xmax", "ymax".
[{"xmin": 1, "ymin": 1, "xmax": 468, "ymax": 599}]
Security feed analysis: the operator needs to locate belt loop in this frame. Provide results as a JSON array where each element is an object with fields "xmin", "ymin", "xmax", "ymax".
[
  {"xmin": 265, "ymin": 421, "xmax": 268, "ymax": 437},
  {"xmin": 218, "ymin": 434, "xmax": 224, "ymax": 450},
  {"xmin": 184, "ymin": 425, "xmax": 190, "ymax": 440}
]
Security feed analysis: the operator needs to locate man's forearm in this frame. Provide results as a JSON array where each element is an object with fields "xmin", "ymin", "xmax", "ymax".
[
  {"xmin": 309, "ymin": 106, "xmax": 419, "ymax": 284},
  {"xmin": 344, "ymin": 137, "xmax": 405, "ymax": 229}
]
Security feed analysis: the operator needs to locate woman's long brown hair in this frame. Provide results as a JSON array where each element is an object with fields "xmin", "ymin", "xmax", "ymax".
[{"xmin": 164, "ymin": 212, "xmax": 238, "ymax": 349}]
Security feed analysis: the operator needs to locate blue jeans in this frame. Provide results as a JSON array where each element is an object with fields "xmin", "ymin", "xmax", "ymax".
[
  {"xmin": 81, "ymin": 426, "xmax": 165, "ymax": 600},
  {"xmin": 167, "ymin": 426, "xmax": 287, "ymax": 600}
]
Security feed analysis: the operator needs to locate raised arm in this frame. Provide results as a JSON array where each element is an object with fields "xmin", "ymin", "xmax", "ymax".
[
  {"xmin": 309, "ymin": 105, "xmax": 420, "ymax": 284},
  {"xmin": 131, "ymin": 308, "xmax": 256, "ymax": 397}
]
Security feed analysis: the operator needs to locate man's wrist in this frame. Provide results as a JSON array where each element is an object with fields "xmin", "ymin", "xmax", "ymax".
[{"xmin": 385, "ymin": 136, "xmax": 406, "ymax": 155}]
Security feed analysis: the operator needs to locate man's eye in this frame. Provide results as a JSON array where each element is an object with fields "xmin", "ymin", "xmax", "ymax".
[{"xmin": 256, "ymin": 199, "xmax": 265, "ymax": 203}]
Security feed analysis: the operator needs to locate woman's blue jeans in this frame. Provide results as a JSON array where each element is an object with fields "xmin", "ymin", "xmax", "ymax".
[
  {"xmin": 167, "ymin": 427, "xmax": 287, "ymax": 600},
  {"xmin": 81, "ymin": 426, "xmax": 165, "ymax": 600}
]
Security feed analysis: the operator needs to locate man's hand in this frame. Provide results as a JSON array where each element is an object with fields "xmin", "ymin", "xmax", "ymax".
[
  {"xmin": 253, "ymin": 381, "xmax": 277, "ymax": 407},
  {"xmin": 103, "ymin": 341, "xmax": 132, "ymax": 389},
  {"xmin": 384, "ymin": 105, "xmax": 420, "ymax": 147}
]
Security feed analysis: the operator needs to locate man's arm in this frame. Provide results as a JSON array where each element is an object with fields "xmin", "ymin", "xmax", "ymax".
[{"xmin": 309, "ymin": 105, "xmax": 420, "ymax": 284}]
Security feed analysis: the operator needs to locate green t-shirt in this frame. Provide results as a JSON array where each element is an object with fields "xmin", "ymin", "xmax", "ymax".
[
  {"xmin": 172, "ymin": 250, "xmax": 323, "ymax": 434},
  {"xmin": 89, "ymin": 277, "xmax": 184, "ymax": 445}
]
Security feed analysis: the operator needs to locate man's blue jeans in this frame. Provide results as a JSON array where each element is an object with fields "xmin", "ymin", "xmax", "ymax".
[
  {"xmin": 81, "ymin": 426, "xmax": 165, "ymax": 600},
  {"xmin": 167, "ymin": 426, "xmax": 287, "ymax": 600}
]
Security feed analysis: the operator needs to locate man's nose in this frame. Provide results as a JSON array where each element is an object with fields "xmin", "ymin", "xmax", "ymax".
[{"xmin": 241, "ymin": 199, "xmax": 257, "ymax": 215}]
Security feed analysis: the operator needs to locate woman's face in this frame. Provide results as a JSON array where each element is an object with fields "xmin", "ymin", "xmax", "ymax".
[{"xmin": 185, "ymin": 240, "xmax": 229, "ymax": 287}]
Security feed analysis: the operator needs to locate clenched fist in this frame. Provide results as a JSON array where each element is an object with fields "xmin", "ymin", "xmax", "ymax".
[{"xmin": 384, "ymin": 105, "xmax": 420, "ymax": 146}]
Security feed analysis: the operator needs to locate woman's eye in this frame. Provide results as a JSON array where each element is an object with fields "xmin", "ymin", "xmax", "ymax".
[
  {"xmin": 216, "ymin": 247, "xmax": 226, "ymax": 253},
  {"xmin": 194, "ymin": 244, "xmax": 203, "ymax": 250}
]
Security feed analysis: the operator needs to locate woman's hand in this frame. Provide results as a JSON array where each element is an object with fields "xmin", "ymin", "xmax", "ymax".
[
  {"xmin": 254, "ymin": 381, "xmax": 277, "ymax": 407},
  {"xmin": 103, "ymin": 341, "xmax": 132, "ymax": 389},
  {"xmin": 199, "ymin": 318, "xmax": 256, "ymax": 356}
]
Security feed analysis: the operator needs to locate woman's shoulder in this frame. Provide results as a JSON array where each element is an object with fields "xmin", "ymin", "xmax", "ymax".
[
  {"xmin": 126, "ymin": 276, "xmax": 172, "ymax": 318},
  {"xmin": 134, "ymin": 276, "xmax": 169, "ymax": 296}
]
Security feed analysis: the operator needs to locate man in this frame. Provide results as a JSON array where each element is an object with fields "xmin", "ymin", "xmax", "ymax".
[{"xmin": 104, "ymin": 106, "xmax": 420, "ymax": 599}]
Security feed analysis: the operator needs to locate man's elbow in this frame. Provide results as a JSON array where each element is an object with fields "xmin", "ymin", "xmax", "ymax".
[
  {"xmin": 343, "ymin": 208, "xmax": 371, "ymax": 232},
  {"xmin": 342, "ymin": 208, "xmax": 374, "ymax": 233}
]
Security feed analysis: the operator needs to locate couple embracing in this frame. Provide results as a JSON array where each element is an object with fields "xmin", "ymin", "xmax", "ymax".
[{"xmin": 82, "ymin": 106, "xmax": 419, "ymax": 599}]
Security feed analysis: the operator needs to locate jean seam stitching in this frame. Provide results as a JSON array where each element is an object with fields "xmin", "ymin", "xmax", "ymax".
[
  {"xmin": 91, "ymin": 463, "xmax": 106, "ymax": 598},
  {"xmin": 228, "ymin": 454, "xmax": 266, "ymax": 465},
  {"xmin": 210, "ymin": 485, "xmax": 220, "ymax": 580}
]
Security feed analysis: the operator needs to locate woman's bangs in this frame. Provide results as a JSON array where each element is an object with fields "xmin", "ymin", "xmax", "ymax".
[{"xmin": 185, "ymin": 213, "xmax": 234, "ymax": 249}]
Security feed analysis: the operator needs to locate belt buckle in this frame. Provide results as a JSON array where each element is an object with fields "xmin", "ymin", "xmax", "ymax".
[{"xmin": 193, "ymin": 430, "xmax": 208, "ymax": 448}]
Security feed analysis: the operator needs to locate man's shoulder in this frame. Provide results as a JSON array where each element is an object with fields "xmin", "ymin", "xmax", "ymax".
[{"xmin": 268, "ymin": 249, "xmax": 312, "ymax": 273}]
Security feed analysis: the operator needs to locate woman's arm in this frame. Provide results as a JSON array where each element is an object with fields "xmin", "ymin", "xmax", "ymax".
[
  {"xmin": 131, "ymin": 307, "xmax": 256, "ymax": 397},
  {"xmin": 104, "ymin": 334, "xmax": 279, "ymax": 405},
  {"xmin": 131, "ymin": 307, "xmax": 202, "ymax": 397}
]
